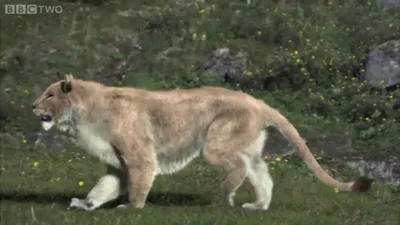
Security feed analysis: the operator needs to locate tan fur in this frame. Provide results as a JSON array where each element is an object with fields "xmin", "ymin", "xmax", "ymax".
[{"xmin": 31, "ymin": 74, "xmax": 372, "ymax": 211}]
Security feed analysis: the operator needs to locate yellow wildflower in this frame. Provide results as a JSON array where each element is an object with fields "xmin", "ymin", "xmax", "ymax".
[
  {"xmin": 243, "ymin": 71, "xmax": 253, "ymax": 76},
  {"xmin": 198, "ymin": 9, "xmax": 205, "ymax": 15},
  {"xmin": 333, "ymin": 187, "xmax": 339, "ymax": 193},
  {"xmin": 78, "ymin": 181, "xmax": 85, "ymax": 187},
  {"xmin": 200, "ymin": 33, "xmax": 207, "ymax": 41},
  {"xmin": 275, "ymin": 158, "xmax": 281, "ymax": 162},
  {"xmin": 33, "ymin": 162, "xmax": 39, "ymax": 167},
  {"xmin": 23, "ymin": 139, "xmax": 27, "ymax": 144}
]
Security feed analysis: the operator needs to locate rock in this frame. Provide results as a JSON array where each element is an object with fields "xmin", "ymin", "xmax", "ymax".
[
  {"xmin": 262, "ymin": 131, "xmax": 400, "ymax": 186},
  {"xmin": 23, "ymin": 132, "xmax": 70, "ymax": 149},
  {"xmin": 263, "ymin": 132, "xmax": 354, "ymax": 159},
  {"xmin": 376, "ymin": 0, "xmax": 400, "ymax": 8},
  {"xmin": 364, "ymin": 40, "xmax": 400, "ymax": 89},
  {"xmin": 200, "ymin": 48, "xmax": 263, "ymax": 90},
  {"xmin": 200, "ymin": 47, "xmax": 244, "ymax": 81},
  {"xmin": 344, "ymin": 156, "xmax": 400, "ymax": 186}
]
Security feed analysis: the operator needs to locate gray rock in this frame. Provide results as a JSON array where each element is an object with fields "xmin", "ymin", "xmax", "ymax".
[
  {"xmin": 23, "ymin": 132, "xmax": 71, "ymax": 150},
  {"xmin": 263, "ymin": 132, "xmax": 400, "ymax": 187},
  {"xmin": 200, "ymin": 48, "xmax": 260, "ymax": 88},
  {"xmin": 364, "ymin": 40, "xmax": 400, "ymax": 89},
  {"xmin": 376, "ymin": 0, "xmax": 400, "ymax": 8},
  {"xmin": 344, "ymin": 156, "xmax": 400, "ymax": 186}
]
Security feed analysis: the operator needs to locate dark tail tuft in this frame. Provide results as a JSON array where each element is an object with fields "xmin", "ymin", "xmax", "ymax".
[{"xmin": 351, "ymin": 177, "xmax": 373, "ymax": 192}]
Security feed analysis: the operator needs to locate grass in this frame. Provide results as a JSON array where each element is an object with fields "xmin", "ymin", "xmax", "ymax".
[
  {"xmin": 1, "ymin": 142, "xmax": 399, "ymax": 225},
  {"xmin": 1, "ymin": 0, "xmax": 400, "ymax": 224}
]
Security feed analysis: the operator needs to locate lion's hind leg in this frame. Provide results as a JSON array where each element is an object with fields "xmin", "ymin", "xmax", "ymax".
[
  {"xmin": 203, "ymin": 126, "xmax": 272, "ymax": 211},
  {"xmin": 202, "ymin": 116, "xmax": 268, "ymax": 208},
  {"xmin": 203, "ymin": 150, "xmax": 247, "ymax": 207},
  {"xmin": 241, "ymin": 154, "xmax": 273, "ymax": 211}
]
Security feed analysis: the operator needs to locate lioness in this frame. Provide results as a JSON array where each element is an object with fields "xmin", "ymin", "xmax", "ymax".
[{"xmin": 31, "ymin": 74, "xmax": 372, "ymax": 211}]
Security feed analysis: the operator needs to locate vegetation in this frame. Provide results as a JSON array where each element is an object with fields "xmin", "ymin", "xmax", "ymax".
[{"xmin": 0, "ymin": 0, "xmax": 399, "ymax": 224}]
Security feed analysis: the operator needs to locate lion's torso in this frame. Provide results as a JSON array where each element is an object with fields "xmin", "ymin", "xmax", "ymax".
[{"xmin": 56, "ymin": 85, "xmax": 265, "ymax": 174}]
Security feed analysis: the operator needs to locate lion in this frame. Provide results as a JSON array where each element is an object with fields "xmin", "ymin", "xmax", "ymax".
[{"xmin": 31, "ymin": 74, "xmax": 373, "ymax": 211}]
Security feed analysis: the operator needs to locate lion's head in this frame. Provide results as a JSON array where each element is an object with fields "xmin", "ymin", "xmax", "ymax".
[{"xmin": 32, "ymin": 74, "xmax": 75, "ymax": 131}]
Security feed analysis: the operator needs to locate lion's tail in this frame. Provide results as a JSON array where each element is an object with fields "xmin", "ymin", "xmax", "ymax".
[{"xmin": 263, "ymin": 105, "xmax": 373, "ymax": 192}]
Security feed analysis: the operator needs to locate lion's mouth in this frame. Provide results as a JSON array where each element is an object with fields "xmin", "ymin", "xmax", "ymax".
[
  {"xmin": 33, "ymin": 109, "xmax": 55, "ymax": 131},
  {"xmin": 40, "ymin": 115, "xmax": 53, "ymax": 122},
  {"xmin": 33, "ymin": 109, "xmax": 52, "ymax": 122}
]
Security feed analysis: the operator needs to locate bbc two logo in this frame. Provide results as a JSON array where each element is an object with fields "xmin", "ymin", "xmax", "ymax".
[{"xmin": 4, "ymin": 4, "xmax": 63, "ymax": 15}]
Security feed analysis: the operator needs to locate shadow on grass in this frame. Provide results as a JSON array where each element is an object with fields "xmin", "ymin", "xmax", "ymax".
[{"xmin": 0, "ymin": 191, "xmax": 211, "ymax": 208}]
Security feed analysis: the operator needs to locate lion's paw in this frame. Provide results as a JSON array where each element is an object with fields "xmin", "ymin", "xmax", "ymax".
[
  {"xmin": 241, "ymin": 202, "xmax": 268, "ymax": 211},
  {"xmin": 116, "ymin": 204, "xmax": 129, "ymax": 209},
  {"xmin": 68, "ymin": 198, "xmax": 97, "ymax": 211}
]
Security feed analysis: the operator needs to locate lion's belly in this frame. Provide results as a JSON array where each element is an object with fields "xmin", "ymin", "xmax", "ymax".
[
  {"xmin": 74, "ymin": 127, "xmax": 122, "ymax": 169},
  {"xmin": 155, "ymin": 136, "xmax": 204, "ymax": 175}
]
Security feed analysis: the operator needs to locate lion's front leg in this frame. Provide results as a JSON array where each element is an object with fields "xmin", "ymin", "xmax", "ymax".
[
  {"xmin": 109, "ymin": 117, "xmax": 158, "ymax": 209},
  {"xmin": 117, "ymin": 151, "xmax": 157, "ymax": 209},
  {"xmin": 68, "ymin": 166, "xmax": 127, "ymax": 211}
]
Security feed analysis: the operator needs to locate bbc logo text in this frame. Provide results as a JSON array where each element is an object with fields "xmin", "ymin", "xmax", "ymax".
[{"xmin": 4, "ymin": 4, "xmax": 63, "ymax": 15}]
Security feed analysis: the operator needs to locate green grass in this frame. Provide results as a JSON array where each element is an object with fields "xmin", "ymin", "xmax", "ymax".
[{"xmin": 1, "ymin": 143, "xmax": 399, "ymax": 225}]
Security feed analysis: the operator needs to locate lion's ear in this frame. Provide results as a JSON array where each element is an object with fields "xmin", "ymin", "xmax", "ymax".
[
  {"xmin": 65, "ymin": 73, "xmax": 74, "ymax": 82},
  {"xmin": 60, "ymin": 81, "xmax": 72, "ymax": 93},
  {"xmin": 61, "ymin": 74, "xmax": 73, "ymax": 93}
]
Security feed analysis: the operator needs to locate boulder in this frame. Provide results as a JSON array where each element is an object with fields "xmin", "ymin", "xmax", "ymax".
[
  {"xmin": 376, "ymin": 0, "xmax": 400, "ymax": 8},
  {"xmin": 364, "ymin": 40, "xmax": 400, "ymax": 89},
  {"xmin": 200, "ymin": 47, "xmax": 264, "ymax": 90}
]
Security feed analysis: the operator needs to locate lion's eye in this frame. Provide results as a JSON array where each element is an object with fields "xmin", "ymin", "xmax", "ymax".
[{"xmin": 46, "ymin": 93, "xmax": 54, "ymax": 99}]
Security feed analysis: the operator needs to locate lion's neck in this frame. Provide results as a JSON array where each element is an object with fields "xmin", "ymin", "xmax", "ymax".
[{"xmin": 56, "ymin": 108, "xmax": 77, "ymax": 136}]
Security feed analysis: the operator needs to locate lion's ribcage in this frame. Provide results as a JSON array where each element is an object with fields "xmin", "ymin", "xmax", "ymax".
[{"xmin": 155, "ymin": 137, "xmax": 204, "ymax": 175}]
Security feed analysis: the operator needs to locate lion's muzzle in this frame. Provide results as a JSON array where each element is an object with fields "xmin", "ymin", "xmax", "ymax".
[
  {"xmin": 32, "ymin": 108, "xmax": 55, "ymax": 130},
  {"xmin": 32, "ymin": 109, "xmax": 52, "ymax": 121}
]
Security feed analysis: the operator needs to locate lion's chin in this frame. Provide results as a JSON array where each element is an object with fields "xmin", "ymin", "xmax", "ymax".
[{"xmin": 41, "ymin": 120, "xmax": 55, "ymax": 131}]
